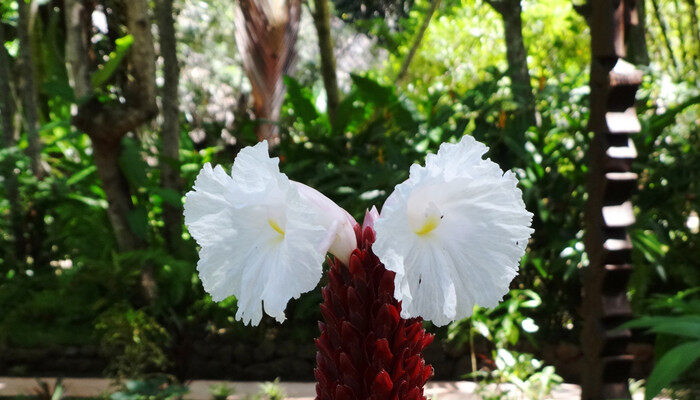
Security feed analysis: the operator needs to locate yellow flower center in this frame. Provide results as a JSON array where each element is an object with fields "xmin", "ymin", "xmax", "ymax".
[
  {"xmin": 268, "ymin": 219, "xmax": 285, "ymax": 236},
  {"xmin": 414, "ymin": 216, "xmax": 440, "ymax": 235}
]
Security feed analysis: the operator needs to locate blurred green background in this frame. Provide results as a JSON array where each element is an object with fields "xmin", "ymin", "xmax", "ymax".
[{"xmin": 0, "ymin": 0, "xmax": 698, "ymax": 398}]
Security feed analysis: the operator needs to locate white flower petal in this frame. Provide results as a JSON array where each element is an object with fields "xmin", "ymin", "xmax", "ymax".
[
  {"xmin": 293, "ymin": 182, "xmax": 357, "ymax": 265},
  {"xmin": 374, "ymin": 135, "xmax": 533, "ymax": 326},
  {"xmin": 184, "ymin": 141, "xmax": 330, "ymax": 325}
]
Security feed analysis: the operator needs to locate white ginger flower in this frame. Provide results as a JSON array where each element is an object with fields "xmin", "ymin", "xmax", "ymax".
[
  {"xmin": 184, "ymin": 141, "xmax": 356, "ymax": 325},
  {"xmin": 373, "ymin": 135, "xmax": 533, "ymax": 326}
]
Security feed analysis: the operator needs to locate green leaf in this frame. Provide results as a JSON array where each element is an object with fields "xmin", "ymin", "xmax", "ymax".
[
  {"xmin": 151, "ymin": 187, "xmax": 182, "ymax": 207},
  {"xmin": 51, "ymin": 381, "xmax": 65, "ymax": 400},
  {"xmin": 284, "ymin": 76, "xmax": 318, "ymax": 124},
  {"xmin": 39, "ymin": 119, "xmax": 71, "ymax": 134},
  {"xmin": 621, "ymin": 316, "xmax": 700, "ymax": 330},
  {"xmin": 645, "ymin": 340, "xmax": 700, "ymax": 400},
  {"xmin": 91, "ymin": 34, "xmax": 134, "ymax": 88},
  {"xmin": 68, "ymin": 193, "xmax": 108, "ymax": 209},
  {"xmin": 118, "ymin": 137, "xmax": 148, "ymax": 188},
  {"xmin": 333, "ymin": 91, "xmax": 360, "ymax": 135},
  {"xmin": 66, "ymin": 166, "xmax": 97, "ymax": 186},
  {"xmin": 649, "ymin": 321, "xmax": 700, "ymax": 339},
  {"xmin": 42, "ymin": 79, "xmax": 75, "ymax": 101},
  {"xmin": 350, "ymin": 73, "xmax": 393, "ymax": 105},
  {"xmin": 126, "ymin": 207, "xmax": 149, "ymax": 240}
]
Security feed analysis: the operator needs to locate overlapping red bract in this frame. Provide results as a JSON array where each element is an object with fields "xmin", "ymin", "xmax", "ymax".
[{"xmin": 315, "ymin": 222, "xmax": 434, "ymax": 400}]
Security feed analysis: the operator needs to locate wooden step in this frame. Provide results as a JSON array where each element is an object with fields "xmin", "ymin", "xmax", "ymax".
[
  {"xmin": 601, "ymin": 264, "xmax": 634, "ymax": 294},
  {"xmin": 605, "ymin": 137, "xmax": 637, "ymax": 160},
  {"xmin": 605, "ymin": 108, "xmax": 641, "ymax": 135},
  {"xmin": 609, "ymin": 59, "xmax": 643, "ymax": 87},
  {"xmin": 601, "ymin": 354, "xmax": 635, "ymax": 382},
  {"xmin": 602, "ymin": 237, "xmax": 632, "ymax": 265},
  {"xmin": 601, "ymin": 292, "xmax": 632, "ymax": 319},
  {"xmin": 603, "ymin": 172, "xmax": 638, "ymax": 204},
  {"xmin": 602, "ymin": 202, "xmax": 635, "ymax": 228}
]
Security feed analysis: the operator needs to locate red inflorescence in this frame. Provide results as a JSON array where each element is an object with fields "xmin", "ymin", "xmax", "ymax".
[{"xmin": 314, "ymin": 216, "xmax": 434, "ymax": 400}]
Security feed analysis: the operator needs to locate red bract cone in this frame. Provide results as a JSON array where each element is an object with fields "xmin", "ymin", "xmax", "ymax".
[{"xmin": 315, "ymin": 211, "xmax": 434, "ymax": 400}]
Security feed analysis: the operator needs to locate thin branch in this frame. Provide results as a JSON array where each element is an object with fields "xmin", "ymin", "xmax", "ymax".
[
  {"xmin": 684, "ymin": 0, "xmax": 700, "ymax": 76},
  {"xmin": 312, "ymin": 0, "xmax": 340, "ymax": 126},
  {"xmin": 396, "ymin": 0, "xmax": 441, "ymax": 83},
  {"xmin": 650, "ymin": 0, "xmax": 680, "ymax": 76}
]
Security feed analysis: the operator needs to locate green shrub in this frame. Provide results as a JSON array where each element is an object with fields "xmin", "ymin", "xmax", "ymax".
[{"xmin": 95, "ymin": 307, "xmax": 172, "ymax": 378}]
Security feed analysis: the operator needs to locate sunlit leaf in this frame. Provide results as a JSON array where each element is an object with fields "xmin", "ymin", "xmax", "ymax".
[
  {"xmin": 644, "ymin": 340, "xmax": 700, "ymax": 400},
  {"xmin": 66, "ymin": 166, "xmax": 97, "ymax": 186},
  {"xmin": 91, "ymin": 34, "xmax": 134, "ymax": 88}
]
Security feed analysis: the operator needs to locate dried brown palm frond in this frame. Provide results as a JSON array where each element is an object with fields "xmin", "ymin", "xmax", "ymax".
[{"xmin": 234, "ymin": 0, "xmax": 301, "ymax": 144}]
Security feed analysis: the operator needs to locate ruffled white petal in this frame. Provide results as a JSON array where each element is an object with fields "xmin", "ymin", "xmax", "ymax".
[
  {"xmin": 184, "ymin": 141, "xmax": 344, "ymax": 325},
  {"xmin": 374, "ymin": 135, "xmax": 533, "ymax": 326}
]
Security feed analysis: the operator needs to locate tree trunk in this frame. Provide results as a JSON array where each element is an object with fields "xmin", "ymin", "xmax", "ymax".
[
  {"xmin": 396, "ymin": 0, "xmax": 441, "ymax": 83},
  {"xmin": 156, "ymin": 0, "xmax": 183, "ymax": 253},
  {"xmin": 627, "ymin": 0, "xmax": 650, "ymax": 65},
  {"xmin": 64, "ymin": 0, "xmax": 159, "ymax": 304},
  {"xmin": 66, "ymin": 0, "xmax": 157, "ymax": 250},
  {"xmin": 0, "ymin": 22, "xmax": 25, "ymax": 264},
  {"xmin": 487, "ymin": 0, "xmax": 537, "ymax": 126},
  {"xmin": 312, "ymin": 0, "xmax": 340, "ymax": 126},
  {"xmin": 64, "ymin": 0, "xmax": 92, "ymax": 99},
  {"xmin": 16, "ymin": 0, "xmax": 43, "ymax": 177},
  {"xmin": 91, "ymin": 138, "xmax": 142, "ymax": 252}
]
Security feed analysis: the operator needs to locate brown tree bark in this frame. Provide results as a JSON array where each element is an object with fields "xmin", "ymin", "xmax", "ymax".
[
  {"xmin": 627, "ymin": 0, "xmax": 650, "ymax": 65},
  {"xmin": 64, "ymin": 0, "xmax": 92, "ymax": 99},
  {"xmin": 16, "ymin": 0, "xmax": 43, "ymax": 177},
  {"xmin": 156, "ymin": 0, "xmax": 183, "ymax": 253},
  {"xmin": 312, "ymin": 0, "xmax": 340, "ymax": 126},
  {"xmin": 486, "ymin": 0, "xmax": 537, "ymax": 126},
  {"xmin": 64, "ymin": 0, "xmax": 158, "ymax": 303},
  {"xmin": 0, "ymin": 22, "xmax": 25, "ymax": 263}
]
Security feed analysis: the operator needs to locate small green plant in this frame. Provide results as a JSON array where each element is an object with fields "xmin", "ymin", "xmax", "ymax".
[
  {"xmin": 449, "ymin": 290, "xmax": 562, "ymax": 399},
  {"xmin": 95, "ymin": 307, "xmax": 172, "ymax": 378},
  {"xmin": 110, "ymin": 378, "xmax": 188, "ymax": 400},
  {"xmin": 209, "ymin": 383, "xmax": 235, "ymax": 400},
  {"xmin": 621, "ymin": 288, "xmax": 700, "ymax": 400},
  {"xmin": 33, "ymin": 378, "xmax": 65, "ymax": 400},
  {"xmin": 471, "ymin": 349, "xmax": 562, "ymax": 400},
  {"xmin": 448, "ymin": 290, "xmax": 543, "ymax": 373},
  {"xmin": 255, "ymin": 379, "xmax": 285, "ymax": 400}
]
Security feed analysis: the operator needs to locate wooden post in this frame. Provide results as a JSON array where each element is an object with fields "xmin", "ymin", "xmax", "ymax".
[{"xmin": 581, "ymin": 1, "xmax": 643, "ymax": 399}]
